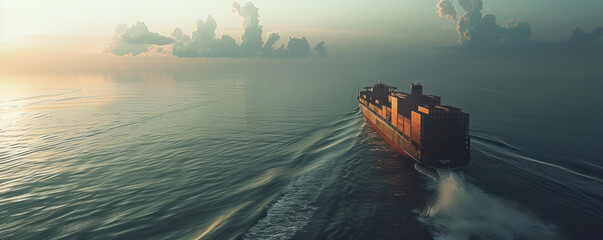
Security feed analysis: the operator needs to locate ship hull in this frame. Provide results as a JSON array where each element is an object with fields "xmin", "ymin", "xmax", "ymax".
[{"xmin": 360, "ymin": 104, "xmax": 421, "ymax": 161}]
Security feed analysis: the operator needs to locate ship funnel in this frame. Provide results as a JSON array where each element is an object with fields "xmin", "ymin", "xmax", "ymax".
[{"xmin": 411, "ymin": 83, "xmax": 423, "ymax": 96}]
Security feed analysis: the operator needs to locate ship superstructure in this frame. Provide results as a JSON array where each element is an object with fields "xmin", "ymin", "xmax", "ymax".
[{"xmin": 358, "ymin": 83, "xmax": 470, "ymax": 168}]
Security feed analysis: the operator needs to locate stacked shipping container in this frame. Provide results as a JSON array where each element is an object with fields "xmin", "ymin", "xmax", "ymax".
[
  {"xmin": 358, "ymin": 83, "xmax": 469, "ymax": 168},
  {"xmin": 359, "ymin": 83, "xmax": 468, "ymax": 155}
]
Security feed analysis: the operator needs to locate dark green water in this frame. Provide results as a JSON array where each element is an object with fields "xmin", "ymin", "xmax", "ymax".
[{"xmin": 0, "ymin": 57, "xmax": 601, "ymax": 239}]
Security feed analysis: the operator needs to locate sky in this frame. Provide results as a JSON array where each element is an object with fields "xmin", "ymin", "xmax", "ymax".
[{"xmin": 0, "ymin": 0, "xmax": 602, "ymax": 72}]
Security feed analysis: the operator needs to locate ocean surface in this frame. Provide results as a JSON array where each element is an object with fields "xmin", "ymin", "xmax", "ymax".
[{"xmin": 1, "ymin": 57, "xmax": 601, "ymax": 240}]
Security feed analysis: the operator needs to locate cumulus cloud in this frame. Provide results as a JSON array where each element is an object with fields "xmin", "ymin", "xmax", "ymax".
[
  {"xmin": 259, "ymin": 32, "xmax": 291, "ymax": 58},
  {"xmin": 170, "ymin": 2, "xmax": 322, "ymax": 59},
  {"xmin": 436, "ymin": 0, "xmax": 457, "ymax": 21},
  {"xmin": 232, "ymin": 1, "xmax": 264, "ymax": 56},
  {"xmin": 120, "ymin": 22, "xmax": 175, "ymax": 45},
  {"xmin": 453, "ymin": 0, "xmax": 531, "ymax": 45},
  {"xmin": 173, "ymin": 1, "xmax": 327, "ymax": 58},
  {"xmin": 105, "ymin": 1, "xmax": 326, "ymax": 58},
  {"xmin": 286, "ymin": 37, "xmax": 312, "ymax": 58},
  {"xmin": 105, "ymin": 22, "xmax": 174, "ymax": 56},
  {"xmin": 567, "ymin": 26, "xmax": 603, "ymax": 48},
  {"xmin": 434, "ymin": 0, "xmax": 602, "ymax": 58},
  {"xmin": 501, "ymin": 19, "xmax": 532, "ymax": 44},
  {"xmin": 262, "ymin": 32, "xmax": 282, "ymax": 56},
  {"xmin": 315, "ymin": 41, "xmax": 328, "ymax": 57},
  {"xmin": 171, "ymin": 16, "xmax": 240, "ymax": 58}
]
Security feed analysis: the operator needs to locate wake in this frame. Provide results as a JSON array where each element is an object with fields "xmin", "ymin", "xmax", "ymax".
[
  {"xmin": 418, "ymin": 170, "xmax": 561, "ymax": 240},
  {"xmin": 243, "ymin": 111, "xmax": 362, "ymax": 240},
  {"xmin": 472, "ymin": 133, "xmax": 602, "ymax": 183}
]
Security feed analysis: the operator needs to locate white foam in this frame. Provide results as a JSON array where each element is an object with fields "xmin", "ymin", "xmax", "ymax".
[
  {"xmin": 244, "ymin": 112, "xmax": 359, "ymax": 240},
  {"xmin": 243, "ymin": 172, "xmax": 324, "ymax": 240},
  {"xmin": 419, "ymin": 170, "xmax": 561, "ymax": 240}
]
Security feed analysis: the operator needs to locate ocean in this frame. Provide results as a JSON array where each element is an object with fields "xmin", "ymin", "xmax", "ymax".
[{"xmin": 0, "ymin": 57, "xmax": 601, "ymax": 239}]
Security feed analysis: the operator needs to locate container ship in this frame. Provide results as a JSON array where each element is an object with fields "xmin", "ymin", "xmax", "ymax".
[{"xmin": 358, "ymin": 83, "xmax": 470, "ymax": 169}]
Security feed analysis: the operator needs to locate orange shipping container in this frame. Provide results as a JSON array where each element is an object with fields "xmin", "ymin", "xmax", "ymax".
[
  {"xmin": 418, "ymin": 106, "xmax": 430, "ymax": 114},
  {"xmin": 391, "ymin": 98, "xmax": 398, "ymax": 127},
  {"xmin": 397, "ymin": 117, "xmax": 404, "ymax": 130},
  {"xmin": 412, "ymin": 111, "xmax": 422, "ymax": 123},
  {"xmin": 404, "ymin": 118, "xmax": 411, "ymax": 137},
  {"xmin": 412, "ymin": 133, "xmax": 421, "ymax": 143}
]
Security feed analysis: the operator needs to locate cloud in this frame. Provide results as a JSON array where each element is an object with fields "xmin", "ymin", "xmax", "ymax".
[
  {"xmin": 315, "ymin": 41, "xmax": 328, "ymax": 57},
  {"xmin": 453, "ymin": 0, "xmax": 531, "ymax": 45},
  {"xmin": 171, "ymin": 1, "xmax": 323, "ymax": 58},
  {"xmin": 171, "ymin": 16, "xmax": 240, "ymax": 58},
  {"xmin": 105, "ymin": 22, "xmax": 174, "ymax": 56},
  {"xmin": 119, "ymin": 22, "xmax": 175, "ymax": 45},
  {"xmin": 105, "ymin": 1, "xmax": 327, "ymax": 58},
  {"xmin": 261, "ymin": 32, "xmax": 287, "ymax": 57},
  {"xmin": 232, "ymin": 1, "xmax": 264, "ymax": 56},
  {"xmin": 567, "ymin": 26, "xmax": 603, "ymax": 48},
  {"xmin": 458, "ymin": 0, "xmax": 478, "ymax": 12},
  {"xmin": 286, "ymin": 37, "xmax": 312, "ymax": 58},
  {"xmin": 501, "ymin": 19, "xmax": 531, "ymax": 44},
  {"xmin": 436, "ymin": 0, "xmax": 457, "ymax": 21},
  {"xmin": 434, "ymin": 0, "xmax": 602, "ymax": 58}
]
